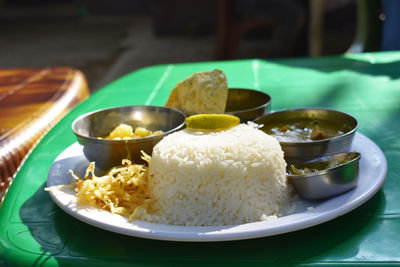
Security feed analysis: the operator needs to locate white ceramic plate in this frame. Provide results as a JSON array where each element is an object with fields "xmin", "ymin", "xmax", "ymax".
[{"xmin": 47, "ymin": 132, "xmax": 387, "ymax": 242}]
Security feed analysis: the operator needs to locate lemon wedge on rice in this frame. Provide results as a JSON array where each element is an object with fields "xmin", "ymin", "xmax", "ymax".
[{"xmin": 185, "ymin": 114, "xmax": 240, "ymax": 131}]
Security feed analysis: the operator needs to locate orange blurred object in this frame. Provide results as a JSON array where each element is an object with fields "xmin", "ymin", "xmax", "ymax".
[{"xmin": 0, "ymin": 67, "xmax": 89, "ymax": 200}]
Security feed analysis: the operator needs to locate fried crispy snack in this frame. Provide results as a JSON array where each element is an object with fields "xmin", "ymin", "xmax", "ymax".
[
  {"xmin": 165, "ymin": 69, "xmax": 228, "ymax": 116},
  {"xmin": 69, "ymin": 153, "xmax": 152, "ymax": 221}
]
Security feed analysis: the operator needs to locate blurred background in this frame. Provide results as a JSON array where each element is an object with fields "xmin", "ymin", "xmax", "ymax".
[{"xmin": 0, "ymin": 0, "xmax": 385, "ymax": 93}]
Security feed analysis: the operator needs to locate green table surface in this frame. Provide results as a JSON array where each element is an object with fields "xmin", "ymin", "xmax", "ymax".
[{"xmin": 1, "ymin": 52, "xmax": 399, "ymax": 266}]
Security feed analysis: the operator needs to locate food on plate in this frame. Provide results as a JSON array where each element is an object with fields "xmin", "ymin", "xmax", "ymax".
[
  {"xmin": 266, "ymin": 120, "xmax": 351, "ymax": 142},
  {"xmin": 288, "ymin": 164, "xmax": 316, "ymax": 175},
  {"xmin": 185, "ymin": 114, "xmax": 240, "ymax": 131},
  {"xmin": 134, "ymin": 121, "xmax": 292, "ymax": 226},
  {"xmin": 69, "ymin": 153, "xmax": 151, "ymax": 220},
  {"xmin": 63, "ymin": 120, "xmax": 292, "ymax": 226},
  {"xmin": 165, "ymin": 69, "xmax": 228, "ymax": 116},
  {"xmin": 288, "ymin": 152, "xmax": 359, "ymax": 175},
  {"xmin": 101, "ymin": 123, "xmax": 163, "ymax": 140}
]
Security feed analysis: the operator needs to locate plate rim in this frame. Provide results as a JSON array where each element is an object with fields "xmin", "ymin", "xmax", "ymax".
[{"xmin": 47, "ymin": 132, "xmax": 387, "ymax": 242}]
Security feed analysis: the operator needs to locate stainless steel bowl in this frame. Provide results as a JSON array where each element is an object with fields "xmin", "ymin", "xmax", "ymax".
[
  {"xmin": 225, "ymin": 88, "xmax": 271, "ymax": 122},
  {"xmin": 254, "ymin": 108, "xmax": 358, "ymax": 163},
  {"xmin": 72, "ymin": 105, "xmax": 186, "ymax": 170},
  {"xmin": 287, "ymin": 152, "xmax": 361, "ymax": 200}
]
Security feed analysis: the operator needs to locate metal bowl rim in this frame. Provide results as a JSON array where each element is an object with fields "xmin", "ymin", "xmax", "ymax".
[
  {"xmin": 287, "ymin": 152, "xmax": 361, "ymax": 179},
  {"xmin": 254, "ymin": 107, "xmax": 359, "ymax": 144},
  {"xmin": 225, "ymin": 88, "xmax": 271, "ymax": 116},
  {"xmin": 71, "ymin": 105, "xmax": 186, "ymax": 143}
]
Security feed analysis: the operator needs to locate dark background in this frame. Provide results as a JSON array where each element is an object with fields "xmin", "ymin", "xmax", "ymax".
[{"xmin": 0, "ymin": 0, "xmax": 370, "ymax": 92}]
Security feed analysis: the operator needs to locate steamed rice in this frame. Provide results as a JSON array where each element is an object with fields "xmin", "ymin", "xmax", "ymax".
[{"xmin": 135, "ymin": 122, "xmax": 291, "ymax": 226}]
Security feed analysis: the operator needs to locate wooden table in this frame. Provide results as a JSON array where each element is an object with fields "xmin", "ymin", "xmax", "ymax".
[{"xmin": 0, "ymin": 67, "xmax": 89, "ymax": 200}]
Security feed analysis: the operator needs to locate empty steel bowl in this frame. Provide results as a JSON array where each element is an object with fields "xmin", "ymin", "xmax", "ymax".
[
  {"xmin": 72, "ymin": 105, "xmax": 186, "ymax": 170},
  {"xmin": 287, "ymin": 152, "xmax": 361, "ymax": 200},
  {"xmin": 225, "ymin": 88, "xmax": 271, "ymax": 122},
  {"xmin": 254, "ymin": 108, "xmax": 358, "ymax": 163}
]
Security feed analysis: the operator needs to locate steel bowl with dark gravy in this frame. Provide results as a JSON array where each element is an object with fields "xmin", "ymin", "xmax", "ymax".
[{"xmin": 254, "ymin": 108, "xmax": 358, "ymax": 163}]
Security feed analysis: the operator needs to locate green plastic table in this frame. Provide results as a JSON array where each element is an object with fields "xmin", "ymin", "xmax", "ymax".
[{"xmin": 1, "ymin": 52, "xmax": 399, "ymax": 266}]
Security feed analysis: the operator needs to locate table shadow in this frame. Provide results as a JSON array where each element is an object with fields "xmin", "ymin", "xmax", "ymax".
[
  {"xmin": 267, "ymin": 56, "xmax": 400, "ymax": 80},
  {"xmin": 19, "ymin": 180, "xmax": 385, "ymax": 265}
]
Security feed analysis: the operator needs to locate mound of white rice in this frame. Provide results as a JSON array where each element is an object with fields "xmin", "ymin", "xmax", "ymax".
[{"xmin": 138, "ymin": 122, "xmax": 291, "ymax": 226}]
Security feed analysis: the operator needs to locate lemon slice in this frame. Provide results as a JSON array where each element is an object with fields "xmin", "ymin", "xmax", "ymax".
[{"xmin": 185, "ymin": 114, "xmax": 240, "ymax": 131}]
